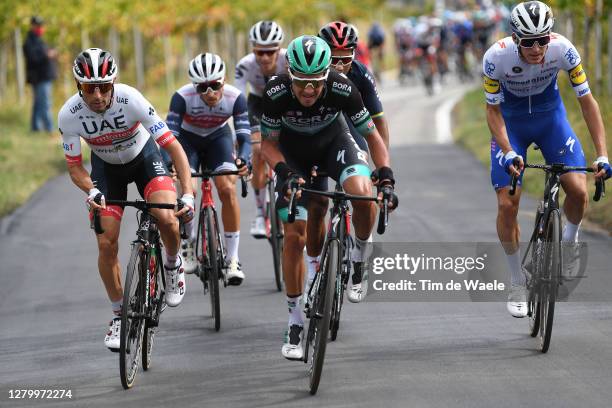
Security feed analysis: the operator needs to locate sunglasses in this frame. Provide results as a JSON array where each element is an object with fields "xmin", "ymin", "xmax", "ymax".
[
  {"xmin": 288, "ymin": 70, "xmax": 329, "ymax": 89},
  {"xmin": 331, "ymin": 53, "xmax": 354, "ymax": 67},
  {"xmin": 254, "ymin": 49, "xmax": 278, "ymax": 57},
  {"xmin": 518, "ymin": 35, "xmax": 550, "ymax": 48},
  {"xmin": 80, "ymin": 82, "xmax": 113, "ymax": 94},
  {"xmin": 194, "ymin": 81, "xmax": 224, "ymax": 94}
]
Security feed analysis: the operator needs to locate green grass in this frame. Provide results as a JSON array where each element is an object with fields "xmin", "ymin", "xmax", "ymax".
[{"xmin": 452, "ymin": 77, "xmax": 612, "ymax": 234}]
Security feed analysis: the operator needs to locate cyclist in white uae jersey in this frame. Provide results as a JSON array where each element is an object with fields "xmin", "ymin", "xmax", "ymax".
[
  {"xmin": 483, "ymin": 2, "xmax": 610, "ymax": 318},
  {"xmin": 164, "ymin": 53, "xmax": 251, "ymax": 284},
  {"xmin": 58, "ymin": 48, "xmax": 194, "ymax": 351},
  {"xmin": 235, "ymin": 20, "xmax": 288, "ymax": 239}
]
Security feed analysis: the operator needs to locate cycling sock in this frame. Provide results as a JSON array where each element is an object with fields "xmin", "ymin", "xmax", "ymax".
[
  {"xmin": 506, "ymin": 250, "xmax": 525, "ymax": 286},
  {"xmin": 287, "ymin": 295, "xmax": 303, "ymax": 327},
  {"xmin": 165, "ymin": 251, "xmax": 180, "ymax": 269},
  {"xmin": 254, "ymin": 189, "xmax": 266, "ymax": 217},
  {"xmin": 305, "ymin": 255, "xmax": 320, "ymax": 284},
  {"xmin": 225, "ymin": 231, "xmax": 240, "ymax": 260},
  {"xmin": 562, "ymin": 221, "xmax": 580, "ymax": 243},
  {"xmin": 111, "ymin": 300, "xmax": 122, "ymax": 317},
  {"xmin": 352, "ymin": 234, "xmax": 372, "ymax": 263},
  {"xmin": 184, "ymin": 218, "xmax": 196, "ymax": 242}
]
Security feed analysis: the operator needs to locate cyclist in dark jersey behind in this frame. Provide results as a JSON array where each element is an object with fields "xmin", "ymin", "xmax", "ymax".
[
  {"xmin": 318, "ymin": 21, "xmax": 390, "ymax": 151},
  {"xmin": 260, "ymin": 36, "xmax": 397, "ymax": 360}
]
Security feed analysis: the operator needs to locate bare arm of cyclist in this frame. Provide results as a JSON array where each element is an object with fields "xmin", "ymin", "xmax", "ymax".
[
  {"xmin": 372, "ymin": 115, "xmax": 389, "ymax": 148},
  {"xmin": 486, "ymin": 103, "xmax": 522, "ymax": 177},
  {"xmin": 576, "ymin": 93, "xmax": 609, "ymax": 176}
]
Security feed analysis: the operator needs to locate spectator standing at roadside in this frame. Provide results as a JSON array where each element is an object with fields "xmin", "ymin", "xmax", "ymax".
[{"xmin": 23, "ymin": 16, "xmax": 57, "ymax": 134}]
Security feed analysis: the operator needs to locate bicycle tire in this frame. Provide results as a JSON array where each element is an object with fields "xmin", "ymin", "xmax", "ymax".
[
  {"xmin": 268, "ymin": 180, "xmax": 283, "ymax": 291},
  {"xmin": 120, "ymin": 243, "xmax": 146, "ymax": 389},
  {"xmin": 538, "ymin": 210, "xmax": 561, "ymax": 353},
  {"xmin": 205, "ymin": 207, "xmax": 221, "ymax": 331},
  {"xmin": 308, "ymin": 239, "xmax": 339, "ymax": 395},
  {"xmin": 528, "ymin": 228, "xmax": 542, "ymax": 337},
  {"xmin": 330, "ymin": 222, "xmax": 350, "ymax": 341},
  {"xmin": 142, "ymin": 248, "xmax": 164, "ymax": 371}
]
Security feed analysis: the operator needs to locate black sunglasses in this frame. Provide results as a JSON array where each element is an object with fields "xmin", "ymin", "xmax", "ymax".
[
  {"xmin": 331, "ymin": 56, "xmax": 354, "ymax": 66},
  {"xmin": 254, "ymin": 49, "xmax": 278, "ymax": 57},
  {"xmin": 518, "ymin": 35, "xmax": 551, "ymax": 48}
]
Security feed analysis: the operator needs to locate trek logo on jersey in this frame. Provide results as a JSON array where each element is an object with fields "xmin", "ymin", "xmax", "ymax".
[
  {"xmin": 350, "ymin": 107, "xmax": 369, "ymax": 122},
  {"xmin": 564, "ymin": 48, "xmax": 579, "ymax": 66},
  {"xmin": 484, "ymin": 59, "xmax": 496, "ymax": 77},
  {"xmin": 82, "ymin": 115, "xmax": 127, "ymax": 134},
  {"xmin": 483, "ymin": 76, "xmax": 500, "ymax": 94},
  {"xmin": 235, "ymin": 65, "xmax": 245, "ymax": 79},
  {"xmin": 332, "ymin": 82, "xmax": 351, "ymax": 95},
  {"xmin": 149, "ymin": 121, "xmax": 166, "ymax": 134},
  {"xmin": 569, "ymin": 64, "xmax": 587, "ymax": 86}
]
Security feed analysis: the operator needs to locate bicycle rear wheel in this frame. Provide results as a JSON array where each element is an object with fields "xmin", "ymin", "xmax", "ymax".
[
  {"xmin": 307, "ymin": 239, "xmax": 339, "ymax": 395},
  {"xmin": 204, "ymin": 207, "xmax": 221, "ymax": 331},
  {"xmin": 538, "ymin": 210, "xmax": 561, "ymax": 353},
  {"xmin": 268, "ymin": 179, "xmax": 283, "ymax": 291},
  {"xmin": 120, "ymin": 243, "xmax": 147, "ymax": 389},
  {"xmin": 142, "ymin": 248, "xmax": 164, "ymax": 371}
]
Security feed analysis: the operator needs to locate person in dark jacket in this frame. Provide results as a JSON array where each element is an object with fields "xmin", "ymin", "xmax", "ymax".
[{"xmin": 23, "ymin": 16, "xmax": 57, "ymax": 133}]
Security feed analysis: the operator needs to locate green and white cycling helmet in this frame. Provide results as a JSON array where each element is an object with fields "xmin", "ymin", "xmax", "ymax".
[{"xmin": 286, "ymin": 35, "xmax": 331, "ymax": 75}]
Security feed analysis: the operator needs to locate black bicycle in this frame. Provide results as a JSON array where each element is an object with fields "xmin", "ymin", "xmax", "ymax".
[
  {"xmin": 93, "ymin": 199, "xmax": 176, "ymax": 389},
  {"xmin": 510, "ymin": 161, "xmax": 605, "ymax": 353},
  {"xmin": 265, "ymin": 167, "xmax": 284, "ymax": 291},
  {"xmin": 287, "ymin": 175, "xmax": 391, "ymax": 395},
  {"xmin": 191, "ymin": 170, "xmax": 247, "ymax": 331}
]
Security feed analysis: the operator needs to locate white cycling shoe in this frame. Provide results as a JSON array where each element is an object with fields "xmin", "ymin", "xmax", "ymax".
[
  {"xmin": 181, "ymin": 239, "xmax": 198, "ymax": 274},
  {"xmin": 227, "ymin": 258, "xmax": 245, "ymax": 286},
  {"xmin": 507, "ymin": 284, "xmax": 528, "ymax": 318},
  {"xmin": 104, "ymin": 317, "xmax": 121, "ymax": 351},
  {"xmin": 281, "ymin": 324, "xmax": 304, "ymax": 361},
  {"xmin": 165, "ymin": 258, "xmax": 186, "ymax": 307},
  {"xmin": 250, "ymin": 215, "xmax": 267, "ymax": 239},
  {"xmin": 347, "ymin": 262, "xmax": 368, "ymax": 303}
]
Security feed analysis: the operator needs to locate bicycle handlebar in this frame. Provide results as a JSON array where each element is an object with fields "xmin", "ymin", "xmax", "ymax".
[
  {"xmin": 509, "ymin": 162, "xmax": 606, "ymax": 201},
  {"xmin": 92, "ymin": 199, "xmax": 178, "ymax": 235},
  {"xmin": 191, "ymin": 170, "xmax": 249, "ymax": 198}
]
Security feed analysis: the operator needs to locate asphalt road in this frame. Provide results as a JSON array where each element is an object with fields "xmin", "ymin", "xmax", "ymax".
[{"xmin": 1, "ymin": 76, "xmax": 611, "ymax": 408}]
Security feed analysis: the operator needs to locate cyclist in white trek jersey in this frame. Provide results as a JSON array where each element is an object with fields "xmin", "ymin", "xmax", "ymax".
[
  {"xmin": 234, "ymin": 20, "xmax": 287, "ymax": 238},
  {"xmin": 58, "ymin": 48, "xmax": 194, "ymax": 351},
  {"xmin": 164, "ymin": 53, "xmax": 251, "ymax": 284}
]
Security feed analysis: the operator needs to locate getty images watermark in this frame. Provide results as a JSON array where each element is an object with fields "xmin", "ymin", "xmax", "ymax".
[{"xmin": 363, "ymin": 242, "xmax": 611, "ymax": 302}]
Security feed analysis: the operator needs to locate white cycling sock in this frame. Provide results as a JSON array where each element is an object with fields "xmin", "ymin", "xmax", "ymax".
[
  {"xmin": 305, "ymin": 254, "xmax": 320, "ymax": 284},
  {"xmin": 287, "ymin": 295, "xmax": 303, "ymax": 326},
  {"xmin": 506, "ymin": 250, "xmax": 525, "ymax": 286},
  {"xmin": 111, "ymin": 300, "xmax": 122, "ymax": 317},
  {"xmin": 225, "ymin": 231, "xmax": 240, "ymax": 261},
  {"xmin": 562, "ymin": 220, "xmax": 580, "ymax": 243},
  {"xmin": 165, "ymin": 250, "xmax": 180, "ymax": 269},
  {"xmin": 184, "ymin": 218, "xmax": 196, "ymax": 242},
  {"xmin": 254, "ymin": 189, "xmax": 266, "ymax": 217},
  {"xmin": 351, "ymin": 234, "xmax": 372, "ymax": 263}
]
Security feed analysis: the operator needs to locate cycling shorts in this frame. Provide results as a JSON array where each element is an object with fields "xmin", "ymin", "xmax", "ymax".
[
  {"xmin": 91, "ymin": 137, "xmax": 175, "ymax": 220},
  {"xmin": 490, "ymin": 104, "xmax": 586, "ymax": 190}
]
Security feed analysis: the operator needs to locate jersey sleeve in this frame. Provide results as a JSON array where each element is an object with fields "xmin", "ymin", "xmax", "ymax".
[
  {"xmin": 482, "ymin": 45, "xmax": 501, "ymax": 105},
  {"xmin": 166, "ymin": 92, "xmax": 186, "ymax": 137},
  {"xmin": 338, "ymin": 77, "xmax": 376, "ymax": 137},
  {"xmin": 234, "ymin": 57, "xmax": 249, "ymax": 95},
  {"xmin": 361, "ymin": 67, "xmax": 384, "ymax": 118},
  {"xmin": 260, "ymin": 79, "xmax": 285, "ymax": 142},
  {"xmin": 58, "ymin": 109, "xmax": 83, "ymax": 166},
  {"xmin": 232, "ymin": 92, "xmax": 252, "ymax": 159},
  {"xmin": 129, "ymin": 87, "xmax": 176, "ymax": 148},
  {"xmin": 556, "ymin": 35, "xmax": 591, "ymax": 98}
]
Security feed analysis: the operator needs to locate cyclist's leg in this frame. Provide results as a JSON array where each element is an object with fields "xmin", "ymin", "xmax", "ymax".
[
  {"xmin": 536, "ymin": 106, "xmax": 588, "ymax": 241},
  {"xmin": 247, "ymin": 95, "xmax": 268, "ymax": 237},
  {"xmin": 305, "ymin": 177, "xmax": 328, "ymax": 286}
]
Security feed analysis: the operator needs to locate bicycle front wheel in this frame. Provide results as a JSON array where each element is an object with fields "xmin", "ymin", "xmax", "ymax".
[
  {"xmin": 538, "ymin": 210, "xmax": 561, "ymax": 353},
  {"xmin": 120, "ymin": 243, "xmax": 147, "ymax": 389},
  {"xmin": 204, "ymin": 207, "xmax": 221, "ymax": 331},
  {"xmin": 142, "ymin": 247, "xmax": 164, "ymax": 371},
  {"xmin": 308, "ymin": 239, "xmax": 339, "ymax": 395},
  {"xmin": 268, "ymin": 180, "xmax": 283, "ymax": 291}
]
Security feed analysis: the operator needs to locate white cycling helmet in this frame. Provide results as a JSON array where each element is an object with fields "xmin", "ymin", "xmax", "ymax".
[
  {"xmin": 188, "ymin": 53, "xmax": 225, "ymax": 83},
  {"xmin": 510, "ymin": 1, "xmax": 554, "ymax": 37},
  {"xmin": 249, "ymin": 20, "xmax": 284, "ymax": 47},
  {"xmin": 72, "ymin": 48, "xmax": 118, "ymax": 83}
]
